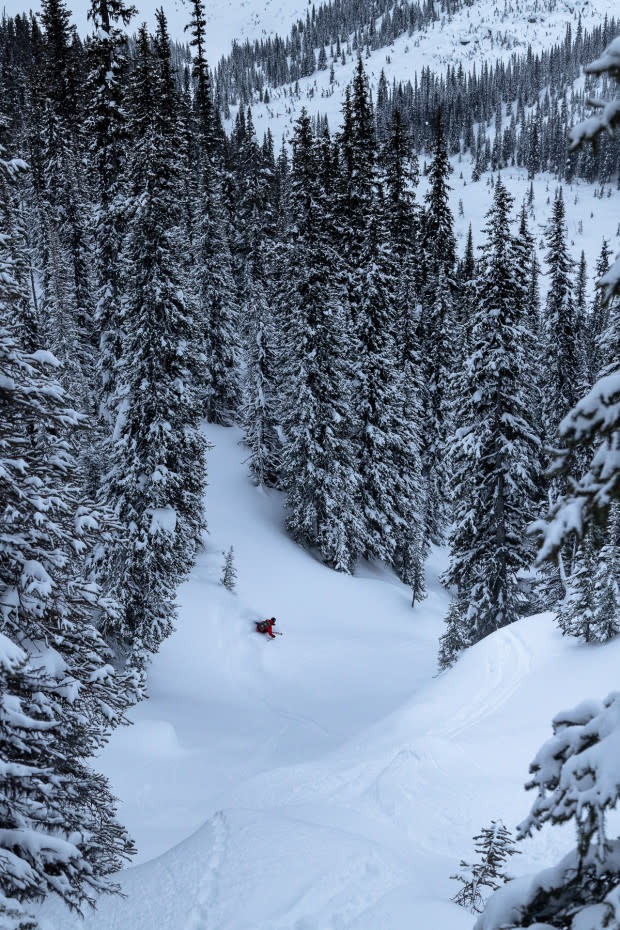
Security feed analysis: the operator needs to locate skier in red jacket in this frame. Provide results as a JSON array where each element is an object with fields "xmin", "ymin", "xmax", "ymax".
[{"xmin": 256, "ymin": 617, "xmax": 277, "ymax": 638}]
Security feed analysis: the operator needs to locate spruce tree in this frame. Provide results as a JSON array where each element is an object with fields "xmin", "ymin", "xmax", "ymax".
[
  {"xmin": 0, "ymin": 145, "xmax": 137, "ymax": 916},
  {"xmin": 220, "ymin": 545, "xmax": 237, "ymax": 592},
  {"xmin": 420, "ymin": 266, "xmax": 455, "ymax": 546},
  {"xmin": 445, "ymin": 177, "xmax": 540, "ymax": 645},
  {"xmin": 482, "ymin": 34, "xmax": 620, "ymax": 930},
  {"xmin": 555, "ymin": 531, "xmax": 598, "ymax": 642},
  {"xmin": 452, "ymin": 821, "xmax": 519, "ymax": 914},
  {"xmin": 438, "ymin": 599, "xmax": 469, "ymax": 671},
  {"xmin": 38, "ymin": 0, "xmax": 95, "ymax": 413},
  {"xmin": 187, "ymin": 0, "xmax": 240, "ymax": 425},
  {"xmin": 418, "ymin": 111, "xmax": 457, "ymax": 544},
  {"xmin": 280, "ymin": 109, "xmax": 360, "ymax": 572},
  {"xmin": 336, "ymin": 61, "xmax": 420, "ymax": 570},
  {"xmin": 381, "ymin": 109, "xmax": 427, "ymax": 595},
  {"xmin": 241, "ymin": 244, "xmax": 280, "ymax": 487},
  {"xmin": 541, "ymin": 189, "xmax": 581, "ymax": 441},
  {"xmin": 86, "ymin": 0, "xmax": 135, "ymax": 421},
  {"xmin": 587, "ymin": 237, "xmax": 611, "ymax": 384},
  {"xmin": 101, "ymin": 22, "xmax": 207, "ymax": 669},
  {"xmin": 591, "ymin": 504, "xmax": 620, "ymax": 642},
  {"xmin": 421, "ymin": 109, "xmax": 456, "ymax": 277}
]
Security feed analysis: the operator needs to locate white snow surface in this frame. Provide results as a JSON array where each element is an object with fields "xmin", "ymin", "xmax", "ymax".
[{"xmin": 36, "ymin": 423, "xmax": 620, "ymax": 930}]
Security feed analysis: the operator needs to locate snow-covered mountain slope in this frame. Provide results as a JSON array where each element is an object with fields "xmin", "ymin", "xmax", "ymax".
[
  {"xmin": 0, "ymin": 0, "xmax": 310, "ymax": 58},
  {"xmin": 3, "ymin": 0, "xmax": 616, "ymax": 72},
  {"xmin": 36, "ymin": 423, "xmax": 620, "ymax": 930}
]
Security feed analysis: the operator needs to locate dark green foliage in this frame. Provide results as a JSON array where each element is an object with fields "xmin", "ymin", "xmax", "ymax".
[
  {"xmin": 445, "ymin": 177, "xmax": 540, "ymax": 645},
  {"xmin": 280, "ymin": 109, "xmax": 361, "ymax": 572},
  {"xmin": 100, "ymin": 20, "xmax": 207, "ymax": 669}
]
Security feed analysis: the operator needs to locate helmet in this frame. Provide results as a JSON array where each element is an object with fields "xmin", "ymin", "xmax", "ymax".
[{"xmin": 270, "ymin": 617, "xmax": 276, "ymax": 623}]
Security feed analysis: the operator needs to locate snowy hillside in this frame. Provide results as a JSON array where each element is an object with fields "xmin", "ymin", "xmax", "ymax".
[
  {"xmin": 35, "ymin": 424, "xmax": 620, "ymax": 930},
  {"xmin": 0, "ymin": 0, "xmax": 311, "ymax": 58},
  {"xmin": 2, "ymin": 0, "xmax": 616, "ymax": 71}
]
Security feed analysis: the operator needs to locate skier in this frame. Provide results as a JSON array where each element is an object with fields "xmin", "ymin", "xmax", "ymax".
[{"xmin": 255, "ymin": 617, "xmax": 278, "ymax": 638}]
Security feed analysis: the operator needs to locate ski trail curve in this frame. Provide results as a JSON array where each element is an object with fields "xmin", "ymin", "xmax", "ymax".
[
  {"xmin": 187, "ymin": 811, "xmax": 228, "ymax": 930},
  {"xmin": 434, "ymin": 625, "xmax": 533, "ymax": 740}
]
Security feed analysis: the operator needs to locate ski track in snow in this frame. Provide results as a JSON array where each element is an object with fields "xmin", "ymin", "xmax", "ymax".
[
  {"xmin": 436, "ymin": 626, "xmax": 533, "ymax": 740},
  {"xmin": 187, "ymin": 811, "xmax": 228, "ymax": 930}
]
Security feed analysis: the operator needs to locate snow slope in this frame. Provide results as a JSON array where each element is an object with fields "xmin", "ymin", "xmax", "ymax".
[
  {"xmin": 0, "ymin": 0, "xmax": 310, "ymax": 58},
  {"xmin": 3, "ymin": 0, "xmax": 616, "ymax": 71},
  {"xmin": 37, "ymin": 424, "xmax": 620, "ymax": 930}
]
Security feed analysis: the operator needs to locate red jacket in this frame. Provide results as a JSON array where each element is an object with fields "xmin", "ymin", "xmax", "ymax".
[{"xmin": 256, "ymin": 619, "xmax": 276, "ymax": 637}]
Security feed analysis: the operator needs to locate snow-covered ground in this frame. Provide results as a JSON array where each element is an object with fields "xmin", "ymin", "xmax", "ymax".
[
  {"xmin": 451, "ymin": 168, "xmax": 619, "ymax": 295},
  {"xmin": 3, "ymin": 0, "xmax": 616, "ymax": 73},
  {"xmin": 36, "ymin": 423, "xmax": 620, "ymax": 930}
]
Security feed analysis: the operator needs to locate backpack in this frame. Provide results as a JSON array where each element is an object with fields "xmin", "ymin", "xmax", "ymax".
[{"xmin": 256, "ymin": 620, "xmax": 269, "ymax": 633}]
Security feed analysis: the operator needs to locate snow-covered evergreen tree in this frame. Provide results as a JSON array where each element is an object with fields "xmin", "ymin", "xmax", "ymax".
[
  {"xmin": 187, "ymin": 0, "xmax": 241, "ymax": 426},
  {"xmin": 220, "ymin": 545, "xmax": 237, "ymax": 591},
  {"xmin": 381, "ymin": 109, "xmax": 427, "ymax": 595},
  {"xmin": 420, "ymin": 266, "xmax": 455, "ymax": 546},
  {"xmin": 541, "ymin": 189, "xmax": 581, "ymax": 442},
  {"xmin": 280, "ymin": 108, "xmax": 361, "ymax": 571},
  {"xmin": 555, "ymin": 531, "xmax": 598, "ymax": 641},
  {"xmin": 86, "ymin": 0, "xmax": 134, "ymax": 422},
  {"xmin": 335, "ymin": 61, "xmax": 423, "ymax": 570},
  {"xmin": 101, "ymin": 21, "xmax": 207, "ymax": 669},
  {"xmin": 477, "ymin": 694, "xmax": 620, "ymax": 929},
  {"xmin": 452, "ymin": 820, "xmax": 519, "ymax": 913},
  {"xmin": 591, "ymin": 503, "xmax": 620, "ymax": 643},
  {"xmin": 445, "ymin": 176, "xmax": 540, "ymax": 646},
  {"xmin": 437, "ymin": 598, "xmax": 469, "ymax": 671},
  {"xmin": 37, "ymin": 0, "xmax": 95, "ymax": 413},
  {"xmin": 418, "ymin": 112, "xmax": 457, "ymax": 544},
  {"xmin": 241, "ymin": 246, "xmax": 280, "ymax": 487},
  {"xmin": 0, "ymin": 145, "xmax": 138, "ymax": 917},
  {"xmin": 421, "ymin": 109, "xmax": 456, "ymax": 277},
  {"xmin": 483, "ymin": 39, "xmax": 620, "ymax": 930},
  {"xmin": 587, "ymin": 237, "xmax": 611, "ymax": 385}
]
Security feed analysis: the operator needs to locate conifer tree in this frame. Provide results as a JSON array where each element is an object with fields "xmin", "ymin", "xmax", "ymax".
[
  {"xmin": 438, "ymin": 599, "xmax": 469, "ymax": 671},
  {"xmin": 280, "ymin": 109, "xmax": 360, "ymax": 571},
  {"xmin": 38, "ymin": 0, "xmax": 95, "ymax": 413},
  {"xmin": 381, "ymin": 109, "xmax": 427, "ymax": 594},
  {"xmin": 445, "ymin": 177, "xmax": 540, "ymax": 645},
  {"xmin": 484, "ymin": 43, "xmax": 620, "ymax": 928},
  {"xmin": 587, "ymin": 237, "xmax": 611, "ymax": 384},
  {"xmin": 241, "ymin": 245, "xmax": 280, "ymax": 487},
  {"xmin": 591, "ymin": 504, "xmax": 620, "ymax": 643},
  {"xmin": 541, "ymin": 189, "xmax": 581, "ymax": 440},
  {"xmin": 187, "ymin": 0, "xmax": 241, "ymax": 425},
  {"xmin": 185, "ymin": 0, "xmax": 215, "ymax": 158},
  {"xmin": 452, "ymin": 820, "xmax": 519, "ymax": 914},
  {"xmin": 335, "ymin": 61, "xmax": 422, "ymax": 570},
  {"xmin": 420, "ymin": 266, "xmax": 455, "ymax": 546},
  {"xmin": 86, "ymin": 0, "xmax": 135, "ymax": 421},
  {"xmin": 101, "ymin": 21, "xmax": 207, "ymax": 669},
  {"xmin": 220, "ymin": 545, "xmax": 237, "ymax": 591},
  {"xmin": 418, "ymin": 112, "xmax": 457, "ymax": 544},
  {"xmin": 421, "ymin": 110, "xmax": 456, "ymax": 277},
  {"xmin": 555, "ymin": 531, "xmax": 597, "ymax": 642},
  {"xmin": 455, "ymin": 223, "xmax": 476, "ymax": 360},
  {"xmin": 0, "ymin": 145, "xmax": 138, "ymax": 916}
]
